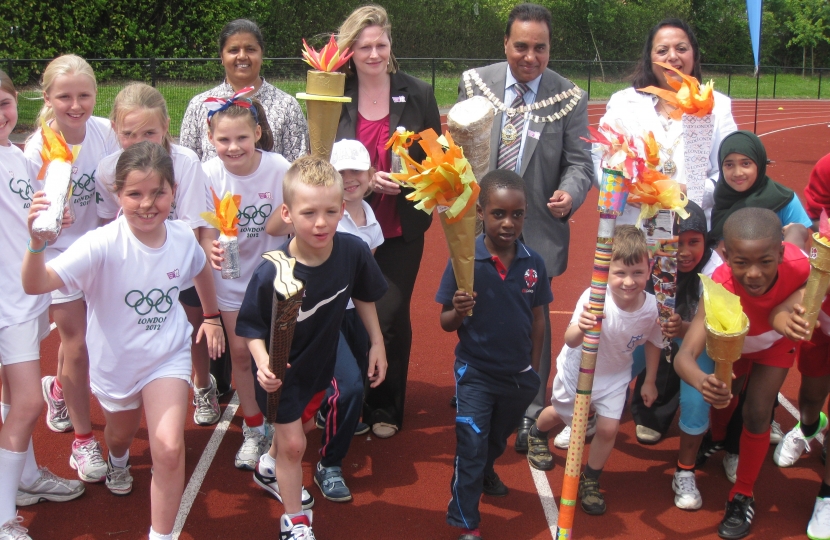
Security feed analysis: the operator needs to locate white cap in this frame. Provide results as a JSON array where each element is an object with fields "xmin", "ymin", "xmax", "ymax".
[{"xmin": 331, "ymin": 139, "xmax": 371, "ymax": 171}]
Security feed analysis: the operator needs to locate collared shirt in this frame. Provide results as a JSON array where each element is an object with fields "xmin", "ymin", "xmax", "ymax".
[
  {"xmin": 179, "ymin": 78, "xmax": 309, "ymax": 163},
  {"xmin": 500, "ymin": 67, "xmax": 543, "ymax": 173},
  {"xmin": 435, "ymin": 235, "xmax": 553, "ymax": 375}
]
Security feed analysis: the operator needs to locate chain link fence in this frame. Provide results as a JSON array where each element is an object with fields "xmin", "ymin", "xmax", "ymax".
[{"xmin": 7, "ymin": 57, "xmax": 829, "ymax": 138}]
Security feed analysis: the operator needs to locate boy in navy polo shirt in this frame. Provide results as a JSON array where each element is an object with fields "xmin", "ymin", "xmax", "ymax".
[{"xmin": 437, "ymin": 170, "xmax": 552, "ymax": 540}]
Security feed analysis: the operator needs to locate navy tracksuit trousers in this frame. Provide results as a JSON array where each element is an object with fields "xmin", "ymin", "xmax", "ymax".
[{"xmin": 447, "ymin": 360, "xmax": 539, "ymax": 530}]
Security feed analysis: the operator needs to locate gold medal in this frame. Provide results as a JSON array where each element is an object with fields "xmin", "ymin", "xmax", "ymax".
[
  {"xmin": 663, "ymin": 158, "xmax": 677, "ymax": 177},
  {"xmin": 502, "ymin": 123, "xmax": 518, "ymax": 144}
]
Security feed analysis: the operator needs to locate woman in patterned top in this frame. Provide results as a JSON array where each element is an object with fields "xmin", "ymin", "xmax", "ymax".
[{"xmin": 180, "ymin": 19, "xmax": 309, "ymax": 163}]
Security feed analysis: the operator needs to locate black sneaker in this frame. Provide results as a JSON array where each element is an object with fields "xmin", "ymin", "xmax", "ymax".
[
  {"xmin": 718, "ymin": 493, "xmax": 755, "ymax": 539},
  {"xmin": 515, "ymin": 417, "xmax": 534, "ymax": 453},
  {"xmin": 482, "ymin": 471, "xmax": 508, "ymax": 497},
  {"xmin": 527, "ymin": 430, "xmax": 554, "ymax": 471},
  {"xmin": 578, "ymin": 474, "xmax": 606, "ymax": 515},
  {"xmin": 696, "ymin": 431, "xmax": 725, "ymax": 467}
]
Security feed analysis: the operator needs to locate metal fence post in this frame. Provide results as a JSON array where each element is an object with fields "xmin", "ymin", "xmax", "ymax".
[
  {"xmin": 773, "ymin": 67, "xmax": 777, "ymax": 99},
  {"xmin": 587, "ymin": 62, "xmax": 592, "ymax": 98},
  {"xmin": 6, "ymin": 60, "xmax": 11, "ymax": 81},
  {"xmin": 431, "ymin": 58, "xmax": 436, "ymax": 90},
  {"xmin": 727, "ymin": 69, "xmax": 732, "ymax": 97},
  {"xmin": 819, "ymin": 69, "xmax": 823, "ymax": 99},
  {"xmin": 150, "ymin": 57, "xmax": 157, "ymax": 87}
]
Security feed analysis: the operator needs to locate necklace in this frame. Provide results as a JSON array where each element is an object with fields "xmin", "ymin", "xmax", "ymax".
[
  {"xmin": 660, "ymin": 137, "xmax": 681, "ymax": 177},
  {"xmin": 463, "ymin": 69, "xmax": 583, "ymax": 123},
  {"xmin": 360, "ymin": 83, "xmax": 388, "ymax": 106}
]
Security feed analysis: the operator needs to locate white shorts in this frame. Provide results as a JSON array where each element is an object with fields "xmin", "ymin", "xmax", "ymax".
[
  {"xmin": 50, "ymin": 288, "xmax": 84, "ymax": 304},
  {"xmin": 93, "ymin": 374, "xmax": 191, "ymax": 413},
  {"xmin": 0, "ymin": 311, "xmax": 51, "ymax": 366},
  {"xmin": 551, "ymin": 372, "xmax": 627, "ymax": 423}
]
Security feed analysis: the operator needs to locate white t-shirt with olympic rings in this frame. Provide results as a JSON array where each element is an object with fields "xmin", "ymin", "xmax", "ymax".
[
  {"xmin": 49, "ymin": 217, "xmax": 206, "ymax": 401},
  {"xmin": 202, "ymin": 150, "xmax": 290, "ymax": 311}
]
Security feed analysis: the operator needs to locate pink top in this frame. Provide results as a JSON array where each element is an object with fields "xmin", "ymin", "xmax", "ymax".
[{"xmin": 357, "ymin": 113, "xmax": 401, "ymax": 238}]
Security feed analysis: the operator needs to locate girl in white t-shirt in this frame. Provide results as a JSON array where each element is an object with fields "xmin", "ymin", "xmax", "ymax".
[
  {"xmin": 23, "ymin": 55, "xmax": 119, "ymax": 484},
  {"xmin": 0, "ymin": 69, "xmax": 84, "ymax": 540},
  {"xmin": 22, "ymin": 141, "xmax": 224, "ymax": 540},
  {"xmin": 95, "ymin": 83, "xmax": 221, "ymax": 427},
  {"xmin": 202, "ymin": 96, "xmax": 292, "ymax": 470}
]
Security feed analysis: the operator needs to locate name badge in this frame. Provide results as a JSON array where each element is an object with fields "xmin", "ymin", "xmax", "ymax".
[
  {"xmin": 528, "ymin": 130, "xmax": 541, "ymax": 140},
  {"xmin": 392, "ymin": 96, "xmax": 406, "ymax": 103}
]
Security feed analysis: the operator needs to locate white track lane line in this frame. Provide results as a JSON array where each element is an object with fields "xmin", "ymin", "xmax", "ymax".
[
  {"xmin": 172, "ymin": 391, "xmax": 240, "ymax": 540},
  {"xmin": 530, "ymin": 465, "xmax": 559, "ymax": 536},
  {"xmin": 758, "ymin": 122, "xmax": 830, "ymax": 137},
  {"xmin": 50, "ymin": 322, "xmax": 56, "ymax": 332}
]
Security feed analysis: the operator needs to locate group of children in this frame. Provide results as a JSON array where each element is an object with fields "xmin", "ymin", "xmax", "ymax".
[
  {"xmin": 3, "ymin": 52, "xmax": 830, "ymax": 540},
  {"xmin": 0, "ymin": 53, "xmax": 391, "ymax": 540}
]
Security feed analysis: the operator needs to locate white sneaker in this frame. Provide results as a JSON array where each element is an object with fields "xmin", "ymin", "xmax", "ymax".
[
  {"xmin": 808, "ymin": 497, "xmax": 830, "ymax": 540},
  {"xmin": 0, "ymin": 515, "xmax": 30, "ymax": 540},
  {"xmin": 774, "ymin": 426, "xmax": 810, "ymax": 467},
  {"xmin": 723, "ymin": 452, "xmax": 739, "ymax": 483},
  {"xmin": 193, "ymin": 374, "xmax": 221, "ymax": 426},
  {"xmin": 16, "ymin": 467, "xmax": 85, "ymax": 506},
  {"xmin": 235, "ymin": 421, "xmax": 274, "ymax": 470},
  {"xmin": 672, "ymin": 469, "xmax": 702, "ymax": 510},
  {"xmin": 41, "ymin": 375, "xmax": 72, "ymax": 433},
  {"xmin": 105, "ymin": 456, "xmax": 133, "ymax": 496},
  {"xmin": 279, "ymin": 510, "xmax": 316, "ymax": 540},
  {"xmin": 553, "ymin": 416, "xmax": 597, "ymax": 449},
  {"xmin": 69, "ymin": 438, "xmax": 107, "ymax": 483},
  {"xmin": 253, "ymin": 455, "xmax": 315, "ymax": 509},
  {"xmin": 770, "ymin": 420, "xmax": 784, "ymax": 445}
]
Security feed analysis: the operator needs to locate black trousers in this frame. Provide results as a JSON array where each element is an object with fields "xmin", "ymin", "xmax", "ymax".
[
  {"xmin": 363, "ymin": 234, "xmax": 425, "ymax": 429},
  {"xmin": 630, "ymin": 342, "xmax": 682, "ymax": 436}
]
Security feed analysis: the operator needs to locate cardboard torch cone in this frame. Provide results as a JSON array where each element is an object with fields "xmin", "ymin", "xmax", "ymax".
[
  {"xmin": 297, "ymin": 71, "xmax": 351, "ymax": 160},
  {"xmin": 440, "ymin": 209, "xmax": 476, "ymax": 316},
  {"xmin": 705, "ymin": 313, "xmax": 749, "ymax": 408},
  {"xmin": 802, "ymin": 232, "xmax": 830, "ymax": 340}
]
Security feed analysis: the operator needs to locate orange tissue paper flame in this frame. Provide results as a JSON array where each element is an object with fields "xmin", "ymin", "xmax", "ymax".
[
  {"xmin": 200, "ymin": 188, "xmax": 241, "ymax": 237},
  {"xmin": 628, "ymin": 168, "xmax": 690, "ymax": 221},
  {"xmin": 638, "ymin": 62, "xmax": 714, "ymax": 119},
  {"xmin": 302, "ymin": 35, "xmax": 354, "ymax": 72},
  {"xmin": 37, "ymin": 120, "xmax": 74, "ymax": 181},
  {"xmin": 384, "ymin": 129, "xmax": 420, "ymax": 153}
]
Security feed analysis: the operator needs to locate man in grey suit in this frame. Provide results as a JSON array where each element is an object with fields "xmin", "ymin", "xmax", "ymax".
[{"xmin": 456, "ymin": 3, "xmax": 593, "ymax": 456}]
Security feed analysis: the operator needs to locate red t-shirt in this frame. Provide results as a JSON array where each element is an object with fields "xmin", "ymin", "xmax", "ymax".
[
  {"xmin": 356, "ymin": 113, "xmax": 401, "ymax": 238},
  {"xmin": 712, "ymin": 242, "xmax": 809, "ymax": 359}
]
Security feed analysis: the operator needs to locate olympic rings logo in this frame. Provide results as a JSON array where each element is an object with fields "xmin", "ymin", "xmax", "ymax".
[
  {"xmin": 124, "ymin": 287, "xmax": 179, "ymax": 315},
  {"xmin": 237, "ymin": 204, "xmax": 272, "ymax": 226},
  {"xmin": 9, "ymin": 177, "xmax": 34, "ymax": 201},
  {"xmin": 71, "ymin": 173, "xmax": 96, "ymax": 194}
]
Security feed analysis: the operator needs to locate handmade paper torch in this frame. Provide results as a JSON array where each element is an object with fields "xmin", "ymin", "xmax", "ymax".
[
  {"xmin": 31, "ymin": 120, "xmax": 79, "ymax": 243},
  {"xmin": 297, "ymin": 35, "xmax": 353, "ymax": 160},
  {"xmin": 801, "ymin": 210, "xmax": 830, "ymax": 340},
  {"xmin": 261, "ymin": 250, "xmax": 306, "ymax": 423},
  {"xmin": 390, "ymin": 128, "xmax": 479, "ymax": 314},
  {"xmin": 701, "ymin": 274, "xmax": 749, "ymax": 404},
  {"xmin": 639, "ymin": 63, "xmax": 715, "ymax": 207},
  {"xmin": 201, "ymin": 189, "xmax": 241, "ymax": 279}
]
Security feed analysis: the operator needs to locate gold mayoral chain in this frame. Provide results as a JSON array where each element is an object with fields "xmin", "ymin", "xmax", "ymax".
[{"xmin": 463, "ymin": 69, "xmax": 583, "ymax": 145}]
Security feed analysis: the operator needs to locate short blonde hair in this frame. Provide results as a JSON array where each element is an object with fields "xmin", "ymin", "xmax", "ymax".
[
  {"xmin": 612, "ymin": 225, "xmax": 649, "ymax": 266},
  {"xmin": 283, "ymin": 155, "xmax": 343, "ymax": 206},
  {"xmin": 336, "ymin": 4, "xmax": 398, "ymax": 75},
  {"xmin": 111, "ymin": 83, "xmax": 173, "ymax": 152},
  {"xmin": 36, "ymin": 55, "xmax": 97, "ymax": 127}
]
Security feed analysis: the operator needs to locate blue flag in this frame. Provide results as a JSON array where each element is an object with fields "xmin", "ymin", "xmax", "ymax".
[{"xmin": 747, "ymin": 0, "xmax": 763, "ymax": 71}]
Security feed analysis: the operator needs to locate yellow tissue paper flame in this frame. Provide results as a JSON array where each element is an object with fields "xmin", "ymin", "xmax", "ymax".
[
  {"xmin": 628, "ymin": 168, "xmax": 690, "ymax": 221},
  {"xmin": 390, "ymin": 129, "xmax": 479, "ymax": 224},
  {"xmin": 701, "ymin": 274, "xmax": 745, "ymax": 334},
  {"xmin": 200, "ymin": 188, "xmax": 241, "ymax": 237}
]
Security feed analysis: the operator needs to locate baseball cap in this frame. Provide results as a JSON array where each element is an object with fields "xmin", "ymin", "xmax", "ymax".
[{"xmin": 331, "ymin": 139, "xmax": 371, "ymax": 171}]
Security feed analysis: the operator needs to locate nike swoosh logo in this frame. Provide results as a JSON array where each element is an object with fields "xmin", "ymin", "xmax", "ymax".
[{"xmin": 296, "ymin": 286, "xmax": 348, "ymax": 322}]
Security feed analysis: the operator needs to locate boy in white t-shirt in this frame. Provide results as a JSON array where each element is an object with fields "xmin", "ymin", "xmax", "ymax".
[
  {"xmin": 527, "ymin": 225, "xmax": 666, "ymax": 516},
  {"xmin": 311, "ymin": 140, "xmax": 384, "ymax": 503}
]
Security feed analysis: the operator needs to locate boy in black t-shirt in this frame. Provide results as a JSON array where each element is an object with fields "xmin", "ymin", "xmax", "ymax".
[
  {"xmin": 436, "ymin": 170, "xmax": 552, "ymax": 540},
  {"xmin": 237, "ymin": 156, "xmax": 388, "ymax": 540}
]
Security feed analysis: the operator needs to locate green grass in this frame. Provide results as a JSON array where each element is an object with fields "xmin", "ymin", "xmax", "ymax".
[{"xmin": 13, "ymin": 71, "xmax": 829, "ymax": 139}]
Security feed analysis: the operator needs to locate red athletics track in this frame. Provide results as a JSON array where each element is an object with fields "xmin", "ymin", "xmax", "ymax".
[{"xmin": 16, "ymin": 99, "xmax": 830, "ymax": 539}]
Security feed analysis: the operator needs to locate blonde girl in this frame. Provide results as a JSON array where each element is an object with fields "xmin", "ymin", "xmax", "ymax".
[
  {"xmin": 0, "ymin": 69, "xmax": 84, "ymax": 540},
  {"xmin": 23, "ymin": 55, "xmax": 119, "ymax": 484},
  {"xmin": 22, "ymin": 141, "xmax": 224, "ymax": 540},
  {"xmin": 95, "ymin": 83, "xmax": 221, "ymax": 426}
]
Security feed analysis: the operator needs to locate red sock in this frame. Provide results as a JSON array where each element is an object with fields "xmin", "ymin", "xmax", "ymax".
[
  {"xmin": 74, "ymin": 432, "xmax": 93, "ymax": 443},
  {"xmin": 50, "ymin": 379, "xmax": 64, "ymax": 400},
  {"xmin": 461, "ymin": 529, "xmax": 481, "ymax": 537},
  {"xmin": 290, "ymin": 514, "xmax": 310, "ymax": 527},
  {"xmin": 245, "ymin": 412, "xmax": 264, "ymax": 428},
  {"xmin": 729, "ymin": 427, "xmax": 770, "ymax": 500},
  {"xmin": 710, "ymin": 393, "xmax": 739, "ymax": 441}
]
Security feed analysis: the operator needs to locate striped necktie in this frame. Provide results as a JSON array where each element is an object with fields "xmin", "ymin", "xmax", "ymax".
[{"xmin": 496, "ymin": 83, "xmax": 530, "ymax": 172}]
